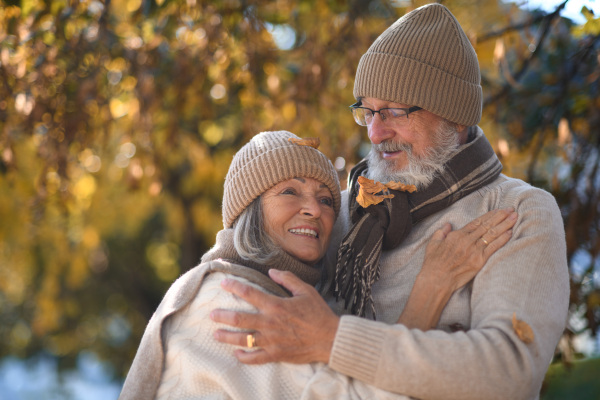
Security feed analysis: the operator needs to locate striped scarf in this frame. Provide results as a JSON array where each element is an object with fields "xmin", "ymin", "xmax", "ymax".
[{"xmin": 333, "ymin": 130, "xmax": 503, "ymax": 318}]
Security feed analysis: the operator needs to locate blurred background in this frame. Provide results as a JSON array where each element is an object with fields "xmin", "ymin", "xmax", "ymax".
[{"xmin": 0, "ymin": 0, "xmax": 599, "ymax": 398}]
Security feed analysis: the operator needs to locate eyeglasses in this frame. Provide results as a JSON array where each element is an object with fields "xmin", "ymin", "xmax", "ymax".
[{"xmin": 350, "ymin": 101, "xmax": 422, "ymax": 126}]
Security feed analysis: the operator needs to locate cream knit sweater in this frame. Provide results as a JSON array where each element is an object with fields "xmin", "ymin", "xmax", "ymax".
[
  {"xmin": 324, "ymin": 167, "xmax": 570, "ymax": 400},
  {"xmin": 119, "ymin": 260, "xmax": 412, "ymax": 399},
  {"xmin": 155, "ymin": 270, "xmax": 411, "ymax": 400}
]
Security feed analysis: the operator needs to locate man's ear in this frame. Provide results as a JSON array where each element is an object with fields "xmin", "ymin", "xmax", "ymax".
[{"xmin": 456, "ymin": 124, "xmax": 469, "ymax": 144}]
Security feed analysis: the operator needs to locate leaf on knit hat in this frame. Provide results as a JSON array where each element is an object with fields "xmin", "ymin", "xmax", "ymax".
[
  {"xmin": 385, "ymin": 181, "xmax": 417, "ymax": 193},
  {"xmin": 512, "ymin": 312, "xmax": 535, "ymax": 344},
  {"xmin": 288, "ymin": 137, "xmax": 320, "ymax": 149},
  {"xmin": 356, "ymin": 176, "xmax": 394, "ymax": 208}
]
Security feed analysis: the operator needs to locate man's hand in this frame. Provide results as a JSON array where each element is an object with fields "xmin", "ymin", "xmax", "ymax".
[{"xmin": 210, "ymin": 269, "xmax": 340, "ymax": 365}]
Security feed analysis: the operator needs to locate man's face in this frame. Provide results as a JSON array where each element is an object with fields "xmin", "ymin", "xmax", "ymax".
[{"xmin": 362, "ymin": 97, "xmax": 461, "ymax": 189}]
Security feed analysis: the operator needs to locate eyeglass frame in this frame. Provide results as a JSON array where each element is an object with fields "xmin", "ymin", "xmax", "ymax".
[{"xmin": 349, "ymin": 101, "xmax": 422, "ymax": 126}]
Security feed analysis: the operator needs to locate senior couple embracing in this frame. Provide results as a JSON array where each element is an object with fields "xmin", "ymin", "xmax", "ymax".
[{"xmin": 120, "ymin": 4, "xmax": 569, "ymax": 400}]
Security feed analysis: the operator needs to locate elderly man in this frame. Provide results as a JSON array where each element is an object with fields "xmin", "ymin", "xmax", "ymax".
[{"xmin": 211, "ymin": 4, "xmax": 569, "ymax": 400}]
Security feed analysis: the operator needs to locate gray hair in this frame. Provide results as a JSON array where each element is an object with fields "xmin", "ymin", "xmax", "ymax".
[
  {"xmin": 367, "ymin": 118, "xmax": 460, "ymax": 189},
  {"xmin": 233, "ymin": 197, "xmax": 282, "ymax": 264}
]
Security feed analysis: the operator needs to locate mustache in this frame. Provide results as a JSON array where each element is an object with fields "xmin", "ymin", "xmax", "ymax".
[{"xmin": 372, "ymin": 140, "xmax": 412, "ymax": 154}]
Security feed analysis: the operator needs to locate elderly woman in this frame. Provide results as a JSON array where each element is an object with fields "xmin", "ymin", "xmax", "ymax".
[{"xmin": 119, "ymin": 130, "xmax": 515, "ymax": 399}]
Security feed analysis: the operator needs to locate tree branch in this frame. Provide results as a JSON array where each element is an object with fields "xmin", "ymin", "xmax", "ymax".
[{"xmin": 483, "ymin": 0, "xmax": 569, "ymax": 106}]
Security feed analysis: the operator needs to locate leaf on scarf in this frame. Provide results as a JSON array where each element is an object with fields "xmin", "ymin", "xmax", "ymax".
[
  {"xmin": 357, "ymin": 176, "xmax": 387, "ymax": 194},
  {"xmin": 288, "ymin": 137, "xmax": 320, "ymax": 149},
  {"xmin": 385, "ymin": 181, "xmax": 417, "ymax": 193},
  {"xmin": 356, "ymin": 186, "xmax": 393, "ymax": 207},
  {"xmin": 356, "ymin": 176, "xmax": 394, "ymax": 208},
  {"xmin": 512, "ymin": 312, "xmax": 535, "ymax": 344}
]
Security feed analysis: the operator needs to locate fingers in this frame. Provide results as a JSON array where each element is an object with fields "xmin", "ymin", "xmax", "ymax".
[
  {"xmin": 479, "ymin": 211, "xmax": 517, "ymax": 245},
  {"xmin": 268, "ymin": 269, "xmax": 313, "ymax": 297},
  {"xmin": 213, "ymin": 330, "xmax": 280, "ymax": 364},
  {"xmin": 220, "ymin": 278, "xmax": 277, "ymax": 309},
  {"xmin": 432, "ymin": 223, "xmax": 452, "ymax": 241},
  {"xmin": 483, "ymin": 229, "xmax": 512, "ymax": 257},
  {"xmin": 234, "ymin": 348, "xmax": 271, "ymax": 364},
  {"xmin": 462, "ymin": 208, "xmax": 515, "ymax": 239},
  {"xmin": 211, "ymin": 309, "xmax": 262, "ymax": 330},
  {"xmin": 213, "ymin": 328, "xmax": 262, "ymax": 348},
  {"xmin": 466, "ymin": 208, "xmax": 511, "ymax": 231}
]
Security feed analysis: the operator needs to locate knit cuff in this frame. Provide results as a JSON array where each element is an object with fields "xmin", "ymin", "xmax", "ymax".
[{"xmin": 328, "ymin": 315, "xmax": 387, "ymax": 385}]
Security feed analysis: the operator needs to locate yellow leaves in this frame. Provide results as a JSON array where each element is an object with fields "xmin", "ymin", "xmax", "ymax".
[
  {"xmin": 73, "ymin": 174, "xmax": 97, "ymax": 205},
  {"xmin": 288, "ymin": 137, "xmax": 320, "ymax": 149},
  {"xmin": 282, "ymin": 101, "xmax": 297, "ymax": 121},
  {"xmin": 109, "ymin": 97, "xmax": 140, "ymax": 119},
  {"xmin": 512, "ymin": 312, "xmax": 535, "ymax": 344},
  {"xmin": 572, "ymin": 7, "xmax": 600, "ymax": 38},
  {"xmin": 146, "ymin": 242, "xmax": 180, "ymax": 282},
  {"xmin": 355, "ymin": 176, "xmax": 417, "ymax": 208}
]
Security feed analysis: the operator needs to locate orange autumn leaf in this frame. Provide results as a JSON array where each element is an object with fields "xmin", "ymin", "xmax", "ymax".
[
  {"xmin": 386, "ymin": 181, "xmax": 417, "ymax": 193},
  {"xmin": 288, "ymin": 137, "xmax": 320, "ymax": 149},
  {"xmin": 355, "ymin": 176, "xmax": 417, "ymax": 208},
  {"xmin": 512, "ymin": 312, "xmax": 535, "ymax": 344},
  {"xmin": 357, "ymin": 176, "xmax": 387, "ymax": 194},
  {"xmin": 356, "ymin": 176, "xmax": 394, "ymax": 208},
  {"xmin": 356, "ymin": 186, "xmax": 394, "ymax": 207}
]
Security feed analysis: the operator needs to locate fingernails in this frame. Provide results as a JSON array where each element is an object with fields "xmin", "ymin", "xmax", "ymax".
[
  {"xmin": 504, "ymin": 207, "xmax": 514, "ymax": 212},
  {"xmin": 221, "ymin": 279, "xmax": 232, "ymax": 288},
  {"xmin": 509, "ymin": 212, "xmax": 517, "ymax": 220}
]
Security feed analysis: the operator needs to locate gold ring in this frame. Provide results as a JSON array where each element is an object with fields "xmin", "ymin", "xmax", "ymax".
[
  {"xmin": 246, "ymin": 333, "xmax": 256, "ymax": 348},
  {"xmin": 481, "ymin": 237, "xmax": 489, "ymax": 246}
]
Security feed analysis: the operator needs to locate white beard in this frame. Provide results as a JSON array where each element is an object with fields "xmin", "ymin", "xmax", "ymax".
[{"xmin": 366, "ymin": 120, "xmax": 461, "ymax": 189}]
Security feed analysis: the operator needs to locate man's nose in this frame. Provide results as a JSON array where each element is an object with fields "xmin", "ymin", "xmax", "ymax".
[{"xmin": 367, "ymin": 114, "xmax": 395, "ymax": 145}]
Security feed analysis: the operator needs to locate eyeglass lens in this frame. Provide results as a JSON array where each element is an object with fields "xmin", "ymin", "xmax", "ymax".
[{"xmin": 352, "ymin": 108, "xmax": 408, "ymax": 126}]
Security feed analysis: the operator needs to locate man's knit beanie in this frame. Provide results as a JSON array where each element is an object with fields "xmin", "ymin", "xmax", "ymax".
[
  {"xmin": 354, "ymin": 3, "xmax": 482, "ymax": 126},
  {"xmin": 222, "ymin": 130, "xmax": 341, "ymax": 228}
]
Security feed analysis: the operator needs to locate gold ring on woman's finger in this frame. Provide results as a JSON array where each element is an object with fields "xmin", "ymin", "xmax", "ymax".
[
  {"xmin": 480, "ymin": 237, "xmax": 489, "ymax": 246},
  {"xmin": 247, "ymin": 333, "xmax": 257, "ymax": 348}
]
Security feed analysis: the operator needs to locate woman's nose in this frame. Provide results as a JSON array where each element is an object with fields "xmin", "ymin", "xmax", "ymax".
[{"xmin": 300, "ymin": 195, "xmax": 321, "ymax": 218}]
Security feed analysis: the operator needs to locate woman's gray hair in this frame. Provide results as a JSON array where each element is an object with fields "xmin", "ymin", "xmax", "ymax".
[{"xmin": 233, "ymin": 197, "xmax": 282, "ymax": 264}]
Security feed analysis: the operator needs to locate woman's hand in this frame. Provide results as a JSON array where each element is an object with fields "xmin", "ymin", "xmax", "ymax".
[{"xmin": 397, "ymin": 208, "xmax": 517, "ymax": 330}]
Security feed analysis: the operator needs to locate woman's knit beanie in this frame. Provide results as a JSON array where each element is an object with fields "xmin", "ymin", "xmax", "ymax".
[
  {"xmin": 353, "ymin": 3, "xmax": 482, "ymax": 126},
  {"xmin": 222, "ymin": 130, "xmax": 341, "ymax": 228}
]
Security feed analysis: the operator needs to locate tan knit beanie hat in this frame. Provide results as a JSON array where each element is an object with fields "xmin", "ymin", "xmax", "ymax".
[
  {"xmin": 354, "ymin": 3, "xmax": 482, "ymax": 126},
  {"xmin": 222, "ymin": 130, "xmax": 341, "ymax": 228}
]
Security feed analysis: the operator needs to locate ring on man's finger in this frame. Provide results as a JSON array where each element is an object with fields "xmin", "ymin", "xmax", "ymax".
[
  {"xmin": 480, "ymin": 237, "xmax": 490, "ymax": 246},
  {"xmin": 246, "ymin": 333, "xmax": 257, "ymax": 348}
]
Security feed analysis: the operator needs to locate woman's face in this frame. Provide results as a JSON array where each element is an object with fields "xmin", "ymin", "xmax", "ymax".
[{"xmin": 261, "ymin": 177, "xmax": 336, "ymax": 265}]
